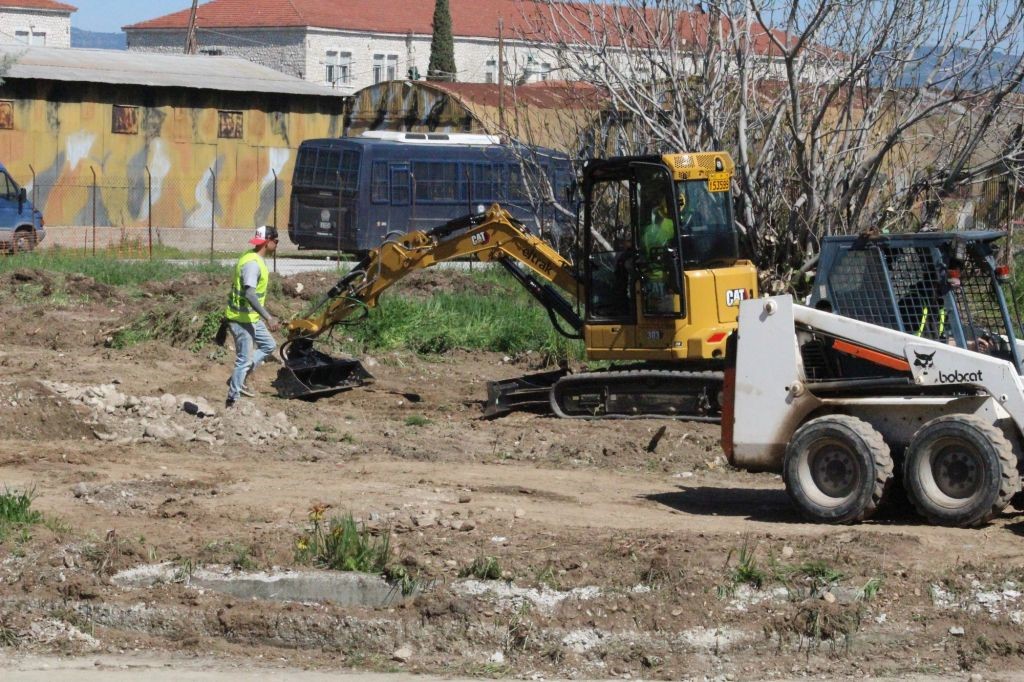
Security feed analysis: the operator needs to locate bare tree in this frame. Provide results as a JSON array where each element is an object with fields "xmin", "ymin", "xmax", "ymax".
[{"xmin": 520, "ymin": 0, "xmax": 1024, "ymax": 285}]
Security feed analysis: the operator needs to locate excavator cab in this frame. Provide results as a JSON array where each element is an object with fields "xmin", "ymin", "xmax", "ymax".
[{"xmin": 580, "ymin": 154, "xmax": 755, "ymax": 364}]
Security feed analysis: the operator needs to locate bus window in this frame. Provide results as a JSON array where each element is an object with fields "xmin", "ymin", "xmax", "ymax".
[
  {"xmin": 468, "ymin": 164, "xmax": 498, "ymax": 203},
  {"xmin": 413, "ymin": 161, "xmax": 458, "ymax": 202},
  {"xmin": 371, "ymin": 161, "xmax": 388, "ymax": 203},
  {"xmin": 391, "ymin": 166, "xmax": 410, "ymax": 205}
]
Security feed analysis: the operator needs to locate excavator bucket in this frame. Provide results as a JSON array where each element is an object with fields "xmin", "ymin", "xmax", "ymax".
[{"xmin": 274, "ymin": 340, "xmax": 374, "ymax": 400}]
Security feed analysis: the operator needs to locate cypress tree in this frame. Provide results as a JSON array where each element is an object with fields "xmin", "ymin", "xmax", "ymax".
[{"xmin": 427, "ymin": 0, "xmax": 457, "ymax": 82}]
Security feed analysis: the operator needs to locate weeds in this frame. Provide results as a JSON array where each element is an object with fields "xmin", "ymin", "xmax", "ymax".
[
  {"xmin": 0, "ymin": 488, "xmax": 43, "ymax": 544},
  {"xmin": 460, "ymin": 555, "xmax": 504, "ymax": 580},
  {"xmin": 404, "ymin": 415, "xmax": 431, "ymax": 427},
  {"xmin": 857, "ymin": 577, "xmax": 883, "ymax": 602},
  {"xmin": 0, "ymin": 249, "xmax": 229, "ymax": 286},
  {"xmin": 0, "ymin": 617, "xmax": 20, "ymax": 647},
  {"xmin": 773, "ymin": 602, "xmax": 863, "ymax": 653},
  {"xmin": 718, "ymin": 543, "xmax": 767, "ymax": 596},
  {"xmin": 295, "ymin": 506, "xmax": 417, "ymax": 594},
  {"xmin": 502, "ymin": 603, "xmax": 534, "ymax": 655},
  {"xmin": 109, "ymin": 297, "xmax": 224, "ymax": 351}
]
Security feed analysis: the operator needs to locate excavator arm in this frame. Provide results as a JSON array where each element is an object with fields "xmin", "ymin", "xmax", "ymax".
[
  {"xmin": 287, "ymin": 204, "xmax": 582, "ymax": 340},
  {"xmin": 276, "ymin": 205, "xmax": 583, "ymax": 399}
]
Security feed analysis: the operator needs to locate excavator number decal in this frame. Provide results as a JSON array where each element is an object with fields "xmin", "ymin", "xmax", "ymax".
[
  {"xmin": 471, "ymin": 232, "xmax": 490, "ymax": 246},
  {"xmin": 725, "ymin": 288, "xmax": 747, "ymax": 306},
  {"xmin": 708, "ymin": 174, "xmax": 731, "ymax": 192}
]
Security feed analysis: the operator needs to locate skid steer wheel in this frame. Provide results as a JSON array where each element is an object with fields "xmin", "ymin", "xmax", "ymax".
[
  {"xmin": 783, "ymin": 415, "xmax": 893, "ymax": 524},
  {"xmin": 903, "ymin": 415, "xmax": 1019, "ymax": 527}
]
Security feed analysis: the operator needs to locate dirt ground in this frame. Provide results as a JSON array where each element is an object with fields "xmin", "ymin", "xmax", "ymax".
[{"xmin": 2, "ymin": 267, "xmax": 1024, "ymax": 680}]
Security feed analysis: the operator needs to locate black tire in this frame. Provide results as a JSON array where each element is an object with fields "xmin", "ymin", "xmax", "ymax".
[
  {"xmin": 783, "ymin": 415, "xmax": 893, "ymax": 523},
  {"xmin": 903, "ymin": 415, "xmax": 1019, "ymax": 527},
  {"xmin": 13, "ymin": 228, "xmax": 36, "ymax": 253}
]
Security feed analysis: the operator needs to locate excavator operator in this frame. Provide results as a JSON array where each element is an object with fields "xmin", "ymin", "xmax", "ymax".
[{"xmin": 640, "ymin": 196, "xmax": 675, "ymax": 314}]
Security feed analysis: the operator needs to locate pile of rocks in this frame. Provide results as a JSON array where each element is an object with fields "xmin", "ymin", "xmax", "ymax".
[{"xmin": 43, "ymin": 381, "xmax": 298, "ymax": 446}]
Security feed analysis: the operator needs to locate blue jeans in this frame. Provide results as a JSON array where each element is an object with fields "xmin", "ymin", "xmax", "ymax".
[{"xmin": 227, "ymin": 320, "xmax": 276, "ymax": 400}]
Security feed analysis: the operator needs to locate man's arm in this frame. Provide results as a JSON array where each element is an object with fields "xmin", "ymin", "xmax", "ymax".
[{"xmin": 240, "ymin": 261, "xmax": 280, "ymax": 331}]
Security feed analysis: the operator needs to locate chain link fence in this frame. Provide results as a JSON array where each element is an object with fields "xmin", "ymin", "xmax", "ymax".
[{"xmin": 24, "ymin": 166, "xmax": 295, "ymax": 259}]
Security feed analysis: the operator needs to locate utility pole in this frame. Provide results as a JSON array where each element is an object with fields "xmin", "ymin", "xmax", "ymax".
[
  {"xmin": 497, "ymin": 18, "xmax": 505, "ymax": 137},
  {"xmin": 184, "ymin": 0, "xmax": 199, "ymax": 54}
]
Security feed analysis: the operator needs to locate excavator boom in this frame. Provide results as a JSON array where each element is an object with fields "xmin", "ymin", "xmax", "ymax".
[{"xmin": 276, "ymin": 205, "xmax": 584, "ymax": 399}]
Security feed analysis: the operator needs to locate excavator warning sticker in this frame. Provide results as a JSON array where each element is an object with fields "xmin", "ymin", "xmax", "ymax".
[
  {"xmin": 725, "ymin": 288, "xmax": 747, "ymax": 306},
  {"xmin": 471, "ymin": 232, "xmax": 490, "ymax": 246},
  {"xmin": 708, "ymin": 173, "xmax": 730, "ymax": 193}
]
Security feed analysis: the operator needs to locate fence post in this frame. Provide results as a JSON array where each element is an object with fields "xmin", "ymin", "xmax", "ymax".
[
  {"xmin": 272, "ymin": 168, "xmax": 278, "ymax": 274},
  {"xmin": 90, "ymin": 166, "xmax": 97, "ymax": 256},
  {"xmin": 28, "ymin": 164, "xmax": 35, "ymax": 208},
  {"xmin": 335, "ymin": 170, "xmax": 342, "ymax": 265},
  {"xmin": 145, "ymin": 166, "xmax": 153, "ymax": 260},
  {"xmin": 209, "ymin": 166, "xmax": 216, "ymax": 263}
]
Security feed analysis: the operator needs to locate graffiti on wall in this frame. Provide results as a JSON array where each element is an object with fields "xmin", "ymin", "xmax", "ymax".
[{"xmin": 0, "ymin": 82, "xmax": 345, "ymax": 229}]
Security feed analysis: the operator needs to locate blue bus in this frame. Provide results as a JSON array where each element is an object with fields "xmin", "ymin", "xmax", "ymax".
[{"xmin": 288, "ymin": 132, "xmax": 574, "ymax": 252}]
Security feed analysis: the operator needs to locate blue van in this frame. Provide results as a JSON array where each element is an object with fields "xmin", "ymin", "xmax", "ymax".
[{"xmin": 0, "ymin": 163, "xmax": 44, "ymax": 252}]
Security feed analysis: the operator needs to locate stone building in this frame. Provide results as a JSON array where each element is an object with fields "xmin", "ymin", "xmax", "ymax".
[
  {"xmin": 124, "ymin": 0, "xmax": 578, "ymax": 95},
  {"xmin": 0, "ymin": 0, "xmax": 74, "ymax": 48}
]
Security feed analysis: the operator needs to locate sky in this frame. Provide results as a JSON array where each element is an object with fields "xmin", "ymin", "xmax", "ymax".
[{"xmin": 72, "ymin": 0, "xmax": 188, "ymax": 33}]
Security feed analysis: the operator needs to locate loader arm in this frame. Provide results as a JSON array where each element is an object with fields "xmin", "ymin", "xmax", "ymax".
[{"xmin": 287, "ymin": 204, "xmax": 583, "ymax": 340}]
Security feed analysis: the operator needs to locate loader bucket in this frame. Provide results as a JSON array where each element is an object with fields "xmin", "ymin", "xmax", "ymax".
[{"xmin": 274, "ymin": 340, "xmax": 374, "ymax": 400}]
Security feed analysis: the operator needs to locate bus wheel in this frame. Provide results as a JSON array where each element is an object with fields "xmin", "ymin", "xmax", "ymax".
[
  {"xmin": 784, "ymin": 415, "xmax": 893, "ymax": 524},
  {"xmin": 903, "ymin": 415, "xmax": 1018, "ymax": 527}
]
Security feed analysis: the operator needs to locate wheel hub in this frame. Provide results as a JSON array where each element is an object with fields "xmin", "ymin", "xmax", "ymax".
[
  {"xmin": 933, "ymin": 446, "xmax": 979, "ymax": 499},
  {"xmin": 811, "ymin": 445, "xmax": 858, "ymax": 498}
]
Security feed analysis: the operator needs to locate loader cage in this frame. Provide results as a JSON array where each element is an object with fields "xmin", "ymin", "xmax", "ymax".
[{"xmin": 809, "ymin": 231, "xmax": 1024, "ymax": 374}]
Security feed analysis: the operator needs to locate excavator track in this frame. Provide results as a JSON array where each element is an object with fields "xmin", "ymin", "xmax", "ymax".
[{"xmin": 549, "ymin": 369, "xmax": 723, "ymax": 421}]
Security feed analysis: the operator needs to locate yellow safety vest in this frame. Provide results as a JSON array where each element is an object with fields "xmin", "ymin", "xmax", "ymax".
[{"xmin": 224, "ymin": 251, "xmax": 268, "ymax": 324}]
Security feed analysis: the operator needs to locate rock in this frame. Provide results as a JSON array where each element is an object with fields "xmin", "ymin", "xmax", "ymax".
[
  {"xmin": 72, "ymin": 483, "xmax": 89, "ymax": 498},
  {"xmin": 781, "ymin": 546, "xmax": 794, "ymax": 559},
  {"xmin": 514, "ymin": 508, "xmax": 525, "ymax": 519},
  {"xmin": 159, "ymin": 393, "xmax": 178, "ymax": 410},
  {"xmin": 444, "ymin": 560, "xmax": 458, "ymax": 569},
  {"xmin": 392, "ymin": 645, "xmax": 413, "ymax": 662},
  {"xmin": 822, "ymin": 591, "xmax": 836, "ymax": 604},
  {"xmin": 144, "ymin": 422, "xmax": 176, "ymax": 440},
  {"xmin": 450, "ymin": 520, "xmax": 464, "ymax": 531},
  {"xmin": 949, "ymin": 626, "xmax": 965, "ymax": 636},
  {"xmin": 969, "ymin": 674, "xmax": 984, "ymax": 682},
  {"xmin": 488, "ymin": 651, "xmax": 505, "ymax": 664},
  {"xmin": 363, "ymin": 356, "xmax": 379, "ymax": 368},
  {"xmin": 413, "ymin": 512, "xmax": 437, "ymax": 528},
  {"xmin": 458, "ymin": 494, "xmax": 472, "ymax": 503},
  {"xmin": 459, "ymin": 520, "xmax": 476, "ymax": 531}
]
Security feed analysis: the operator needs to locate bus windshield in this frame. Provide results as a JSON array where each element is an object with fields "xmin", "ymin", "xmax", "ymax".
[
  {"xmin": 293, "ymin": 145, "xmax": 360, "ymax": 194},
  {"xmin": 676, "ymin": 179, "xmax": 738, "ymax": 266}
]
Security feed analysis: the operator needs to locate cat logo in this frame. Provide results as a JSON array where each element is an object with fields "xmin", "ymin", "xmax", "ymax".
[
  {"xmin": 725, "ymin": 288, "xmax": 747, "ymax": 307},
  {"xmin": 470, "ymin": 232, "xmax": 490, "ymax": 246}
]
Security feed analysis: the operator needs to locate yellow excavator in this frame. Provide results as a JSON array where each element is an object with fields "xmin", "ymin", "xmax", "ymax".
[{"xmin": 276, "ymin": 152, "xmax": 758, "ymax": 420}]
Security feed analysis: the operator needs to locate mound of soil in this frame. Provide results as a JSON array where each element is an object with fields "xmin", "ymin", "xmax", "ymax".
[
  {"xmin": 0, "ymin": 380, "xmax": 93, "ymax": 441},
  {"xmin": 142, "ymin": 272, "xmax": 222, "ymax": 298},
  {"xmin": 2, "ymin": 268, "xmax": 53, "ymax": 296},
  {"xmin": 395, "ymin": 269, "xmax": 507, "ymax": 298},
  {"xmin": 65, "ymin": 274, "xmax": 118, "ymax": 300}
]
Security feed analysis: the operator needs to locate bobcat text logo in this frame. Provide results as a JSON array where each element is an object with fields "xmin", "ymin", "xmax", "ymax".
[
  {"xmin": 937, "ymin": 369, "xmax": 984, "ymax": 384},
  {"xmin": 913, "ymin": 351, "xmax": 935, "ymax": 369}
]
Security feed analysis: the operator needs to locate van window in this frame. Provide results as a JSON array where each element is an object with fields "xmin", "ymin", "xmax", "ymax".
[{"xmin": 0, "ymin": 173, "xmax": 16, "ymax": 200}]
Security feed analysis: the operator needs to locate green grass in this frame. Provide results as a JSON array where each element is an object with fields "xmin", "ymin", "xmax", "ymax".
[
  {"xmin": 1, "ymin": 249, "xmax": 229, "ymax": 286},
  {"xmin": 108, "ymin": 294, "xmax": 224, "ymax": 351},
  {"xmin": 404, "ymin": 414, "xmax": 431, "ymax": 427},
  {"xmin": 329, "ymin": 269, "xmax": 584, "ymax": 362},
  {"xmin": 0, "ymin": 488, "xmax": 43, "ymax": 544},
  {"xmin": 460, "ymin": 555, "xmax": 504, "ymax": 580}
]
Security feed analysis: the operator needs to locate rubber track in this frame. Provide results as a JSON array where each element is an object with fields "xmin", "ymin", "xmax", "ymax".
[{"xmin": 550, "ymin": 369, "xmax": 723, "ymax": 422}]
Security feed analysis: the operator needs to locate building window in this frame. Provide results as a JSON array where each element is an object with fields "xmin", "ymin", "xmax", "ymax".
[
  {"xmin": 538, "ymin": 62, "xmax": 552, "ymax": 81},
  {"xmin": 373, "ymin": 54, "xmax": 399, "ymax": 84},
  {"xmin": 16, "ymin": 29, "xmax": 46, "ymax": 46},
  {"xmin": 484, "ymin": 58, "xmax": 497, "ymax": 84},
  {"xmin": 326, "ymin": 50, "xmax": 352, "ymax": 86},
  {"xmin": 0, "ymin": 100, "xmax": 13, "ymax": 130},
  {"xmin": 218, "ymin": 110, "xmax": 243, "ymax": 139},
  {"xmin": 112, "ymin": 105, "xmax": 139, "ymax": 135}
]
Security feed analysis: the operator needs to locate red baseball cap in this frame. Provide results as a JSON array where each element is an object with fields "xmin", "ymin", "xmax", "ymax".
[{"xmin": 249, "ymin": 225, "xmax": 279, "ymax": 246}]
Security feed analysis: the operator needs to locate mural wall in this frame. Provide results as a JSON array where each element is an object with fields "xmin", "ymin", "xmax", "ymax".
[{"xmin": 0, "ymin": 80, "xmax": 346, "ymax": 229}]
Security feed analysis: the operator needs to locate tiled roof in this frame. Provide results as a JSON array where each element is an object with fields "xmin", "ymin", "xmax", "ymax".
[
  {"xmin": 0, "ymin": 0, "xmax": 76, "ymax": 11},
  {"xmin": 125, "ymin": 0, "xmax": 542, "ymax": 37},
  {"xmin": 125, "ymin": 0, "xmax": 791, "ymax": 57}
]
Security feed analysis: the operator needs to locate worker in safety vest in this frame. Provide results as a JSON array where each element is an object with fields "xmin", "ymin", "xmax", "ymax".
[
  {"xmin": 224, "ymin": 226, "xmax": 280, "ymax": 407},
  {"xmin": 640, "ymin": 198, "xmax": 676, "ymax": 313}
]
